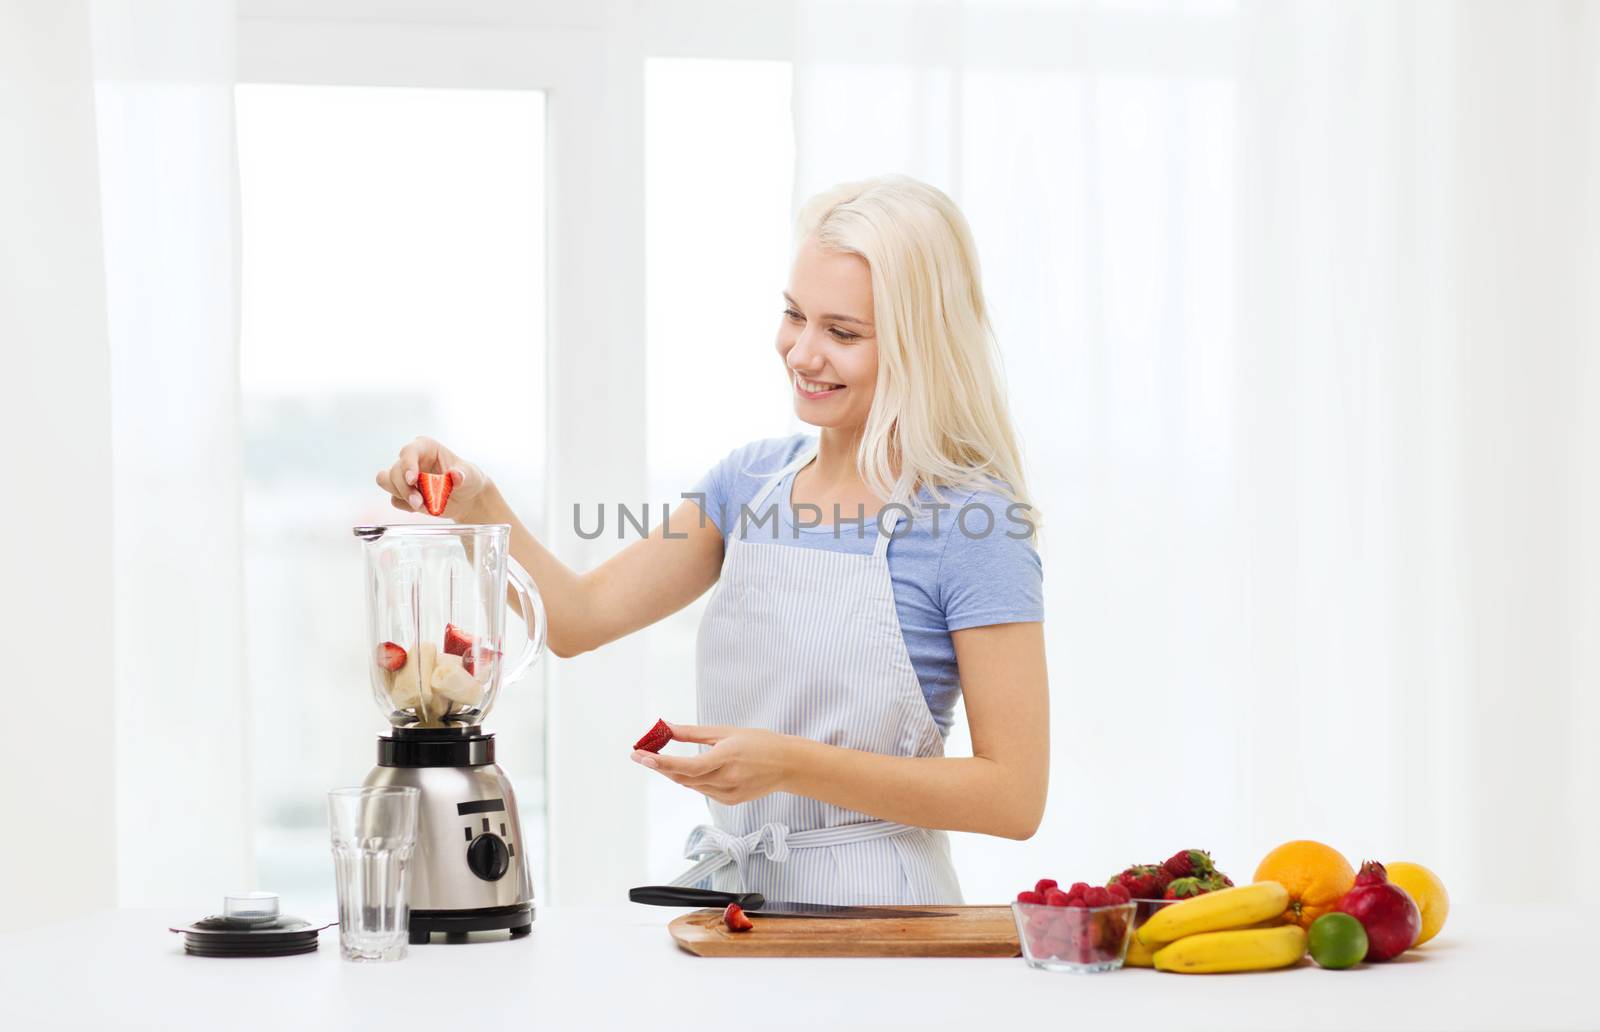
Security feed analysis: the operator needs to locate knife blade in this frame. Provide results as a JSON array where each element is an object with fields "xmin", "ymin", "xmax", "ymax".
[{"xmin": 628, "ymin": 885, "xmax": 950, "ymax": 918}]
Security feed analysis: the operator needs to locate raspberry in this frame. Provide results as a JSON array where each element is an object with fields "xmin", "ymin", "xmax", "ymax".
[
  {"xmin": 1016, "ymin": 890, "xmax": 1045, "ymax": 905},
  {"xmin": 1035, "ymin": 878, "xmax": 1059, "ymax": 894},
  {"xmin": 1068, "ymin": 882, "xmax": 1091, "ymax": 897},
  {"xmin": 1105, "ymin": 883, "xmax": 1131, "ymax": 903},
  {"xmin": 1043, "ymin": 888, "xmax": 1070, "ymax": 907},
  {"xmin": 1084, "ymin": 886, "xmax": 1113, "ymax": 907},
  {"xmin": 1066, "ymin": 895, "xmax": 1089, "ymax": 909}
]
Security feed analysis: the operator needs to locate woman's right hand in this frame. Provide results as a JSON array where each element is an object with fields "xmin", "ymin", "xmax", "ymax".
[{"xmin": 375, "ymin": 436, "xmax": 493, "ymax": 521}]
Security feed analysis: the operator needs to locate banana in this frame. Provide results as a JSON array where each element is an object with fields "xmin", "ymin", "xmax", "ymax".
[
  {"xmin": 1138, "ymin": 882, "xmax": 1290, "ymax": 947},
  {"xmin": 1152, "ymin": 925, "xmax": 1307, "ymax": 974},
  {"xmin": 430, "ymin": 652, "xmax": 485, "ymax": 706},
  {"xmin": 1124, "ymin": 932, "xmax": 1157, "ymax": 968}
]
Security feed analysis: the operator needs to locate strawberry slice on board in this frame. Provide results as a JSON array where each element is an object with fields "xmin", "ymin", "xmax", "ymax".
[
  {"xmin": 633, "ymin": 718, "xmax": 673, "ymax": 754},
  {"xmin": 417, "ymin": 471, "xmax": 454, "ymax": 517},
  {"xmin": 723, "ymin": 903, "xmax": 754, "ymax": 932},
  {"xmin": 375, "ymin": 642, "xmax": 407, "ymax": 672}
]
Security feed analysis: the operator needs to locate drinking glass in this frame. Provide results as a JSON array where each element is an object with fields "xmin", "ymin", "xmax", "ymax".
[{"xmin": 328, "ymin": 786, "xmax": 420, "ymax": 961}]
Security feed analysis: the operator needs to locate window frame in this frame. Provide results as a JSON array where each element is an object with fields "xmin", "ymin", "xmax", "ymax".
[{"xmin": 238, "ymin": 3, "xmax": 650, "ymax": 905}]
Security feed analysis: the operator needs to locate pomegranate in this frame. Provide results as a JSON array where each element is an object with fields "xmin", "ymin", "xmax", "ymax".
[{"xmin": 1335, "ymin": 860, "xmax": 1421, "ymax": 961}]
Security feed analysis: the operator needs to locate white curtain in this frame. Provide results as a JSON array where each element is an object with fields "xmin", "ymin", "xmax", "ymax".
[
  {"xmin": 792, "ymin": 0, "xmax": 1600, "ymax": 905},
  {"xmin": 0, "ymin": 0, "xmax": 118, "ymax": 931},
  {"xmin": 90, "ymin": 0, "xmax": 251, "ymax": 906}
]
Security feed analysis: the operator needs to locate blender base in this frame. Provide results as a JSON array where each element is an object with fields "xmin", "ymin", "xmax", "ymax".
[{"xmin": 408, "ymin": 902, "xmax": 535, "ymax": 944}]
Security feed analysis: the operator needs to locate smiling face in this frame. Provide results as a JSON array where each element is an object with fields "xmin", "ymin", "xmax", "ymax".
[{"xmin": 777, "ymin": 237, "xmax": 879, "ymax": 431}]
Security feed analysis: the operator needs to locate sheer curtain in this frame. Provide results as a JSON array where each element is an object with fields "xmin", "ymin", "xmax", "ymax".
[
  {"xmin": 792, "ymin": 0, "xmax": 1600, "ymax": 904},
  {"xmin": 90, "ymin": 0, "xmax": 252, "ymax": 906},
  {"xmin": 0, "ymin": 0, "xmax": 118, "ymax": 931}
]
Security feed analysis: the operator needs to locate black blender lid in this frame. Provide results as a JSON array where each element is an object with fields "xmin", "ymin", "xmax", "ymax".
[{"xmin": 170, "ymin": 893, "xmax": 333, "ymax": 958}]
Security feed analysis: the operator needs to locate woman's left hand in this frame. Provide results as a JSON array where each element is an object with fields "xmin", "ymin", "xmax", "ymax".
[{"xmin": 630, "ymin": 723, "xmax": 794, "ymax": 805}]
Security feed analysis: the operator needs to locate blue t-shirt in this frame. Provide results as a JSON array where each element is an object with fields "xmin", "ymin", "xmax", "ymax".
[{"xmin": 691, "ymin": 434, "xmax": 1043, "ymax": 735}]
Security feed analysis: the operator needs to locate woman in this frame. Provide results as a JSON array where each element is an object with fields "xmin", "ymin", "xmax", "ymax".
[{"xmin": 376, "ymin": 175, "xmax": 1048, "ymax": 905}]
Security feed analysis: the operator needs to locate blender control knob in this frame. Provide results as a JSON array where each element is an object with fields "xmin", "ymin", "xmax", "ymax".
[{"xmin": 466, "ymin": 833, "xmax": 511, "ymax": 881}]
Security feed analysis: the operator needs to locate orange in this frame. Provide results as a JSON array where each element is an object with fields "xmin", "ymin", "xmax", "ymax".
[
  {"xmin": 1253, "ymin": 840, "xmax": 1356, "ymax": 929},
  {"xmin": 1386, "ymin": 861, "xmax": 1449, "ymax": 946}
]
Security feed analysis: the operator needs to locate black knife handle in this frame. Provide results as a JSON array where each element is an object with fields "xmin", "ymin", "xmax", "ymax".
[{"xmin": 628, "ymin": 885, "xmax": 765, "ymax": 909}]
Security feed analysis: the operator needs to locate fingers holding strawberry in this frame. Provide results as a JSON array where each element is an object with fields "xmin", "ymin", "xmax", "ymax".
[{"xmin": 375, "ymin": 436, "xmax": 490, "ymax": 519}]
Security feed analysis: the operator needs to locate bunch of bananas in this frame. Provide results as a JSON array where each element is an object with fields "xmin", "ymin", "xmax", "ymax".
[{"xmin": 1125, "ymin": 882, "xmax": 1306, "ymax": 973}]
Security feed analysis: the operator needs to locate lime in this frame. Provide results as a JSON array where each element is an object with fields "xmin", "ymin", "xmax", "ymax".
[{"xmin": 1308, "ymin": 912, "xmax": 1368, "ymax": 969}]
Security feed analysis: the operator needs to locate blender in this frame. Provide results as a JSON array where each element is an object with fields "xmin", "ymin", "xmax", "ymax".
[{"xmin": 354, "ymin": 523, "xmax": 546, "ymax": 943}]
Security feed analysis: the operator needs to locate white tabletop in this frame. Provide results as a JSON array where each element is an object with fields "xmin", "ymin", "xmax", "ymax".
[{"xmin": 0, "ymin": 904, "xmax": 1589, "ymax": 1030}]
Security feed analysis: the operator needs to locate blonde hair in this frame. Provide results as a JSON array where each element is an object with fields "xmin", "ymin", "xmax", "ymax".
[{"xmin": 794, "ymin": 175, "xmax": 1037, "ymax": 530}]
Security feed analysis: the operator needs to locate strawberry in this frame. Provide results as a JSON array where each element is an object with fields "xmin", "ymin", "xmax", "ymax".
[
  {"xmin": 1034, "ymin": 878, "xmax": 1059, "ymax": 895},
  {"xmin": 633, "ymin": 718, "xmax": 673, "ymax": 754},
  {"xmin": 723, "ymin": 903, "xmax": 753, "ymax": 932},
  {"xmin": 1108, "ymin": 863, "xmax": 1171, "ymax": 900},
  {"xmin": 418, "ymin": 470, "xmax": 453, "ymax": 517},
  {"xmin": 375, "ymin": 642, "xmax": 407, "ymax": 672},
  {"xmin": 443, "ymin": 623, "xmax": 475, "ymax": 657},
  {"xmin": 462, "ymin": 648, "xmax": 501, "ymax": 676},
  {"xmin": 1162, "ymin": 849, "xmax": 1216, "ymax": 880},
  {"xmin": 443, "ymin": 624, "xmax": 501, "ymax": 675},
  {"xmin": 1016, "ymin": 890, "xmax": 1046, "ymax": 905},
  {"xmin": 1200, "ymin": 872, "xmax": 1234, "ymax": 891},
  {"xmin": 1163, "ymin": 876, "xmax": 1208, "ymax": 900}
]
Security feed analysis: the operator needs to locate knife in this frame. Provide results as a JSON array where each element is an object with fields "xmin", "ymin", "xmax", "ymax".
[{"xmin": 629, "ymin": 885, "xmax": 950, "ymax": 919}]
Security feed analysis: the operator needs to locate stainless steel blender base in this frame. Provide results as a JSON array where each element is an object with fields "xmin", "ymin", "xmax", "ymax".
[{"xmin": 364, "ymin": 735, "xmax": 536, "ymax": 941}]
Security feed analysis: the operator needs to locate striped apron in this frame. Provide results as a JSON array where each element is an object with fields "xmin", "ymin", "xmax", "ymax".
[{"xmin": 668, "ymin": 446, "xmax": 964, "ymax": 905}]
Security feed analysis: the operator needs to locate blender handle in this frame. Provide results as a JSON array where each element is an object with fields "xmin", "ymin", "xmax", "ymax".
[{"xmin": 503, "ymin": 557, "xmax": 547, "ymax": 687}]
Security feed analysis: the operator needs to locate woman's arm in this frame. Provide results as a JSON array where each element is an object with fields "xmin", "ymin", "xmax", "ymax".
[
  {"xmin": 639, "ymin": 620, "xmax": 1050, "ymax": 840},
  {"xmin": 378, "ymin": 437, "xmax": 724, "ymax": 658},
  {"xmin": 474, "ymin": 485, "xmax": 723, "ymax": 658}
]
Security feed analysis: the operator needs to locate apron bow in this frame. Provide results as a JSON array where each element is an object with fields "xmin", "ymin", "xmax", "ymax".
[{"xmin": 673, "ymin": 822, "xmax": 793, "ymax": 892}]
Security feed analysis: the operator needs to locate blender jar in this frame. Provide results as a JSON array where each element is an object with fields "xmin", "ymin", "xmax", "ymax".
[{"xmin": 354, "ymin": 524, "xmax": 546, "ymax": 728}]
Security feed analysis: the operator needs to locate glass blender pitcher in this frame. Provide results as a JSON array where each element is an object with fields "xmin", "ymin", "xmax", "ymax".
[
  {"xmin": 353, "ymin": 523, "xmax": 546, "ymax": 943},
  {"xmin": 354, "ymin": 523, "xmax": 546, "ymax": 728}
]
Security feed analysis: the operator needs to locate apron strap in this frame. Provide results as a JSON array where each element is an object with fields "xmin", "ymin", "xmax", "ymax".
[
  {"xmin": 872, "ymin": 504, "xmax": 904, "ymax": 560},
  {"xmin": 747, "ymin": 443, "xmax": 819, "ymax": 513},
  {"xmin": 667, "ymin": 820, "xmax": 921, "ymax": 892},
  {"xmin": 745, "ymin": 439, "xmax": 905, "ymax": 558}
]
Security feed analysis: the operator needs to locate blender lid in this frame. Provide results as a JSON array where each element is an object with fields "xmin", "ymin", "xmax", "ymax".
[
  {"xmin": 353, "ymin": 523, "xmax": 511, "ymax": 541},
  {"xmin": 169, "ymin": 893, "xmax": 334, "ymax": 958}
]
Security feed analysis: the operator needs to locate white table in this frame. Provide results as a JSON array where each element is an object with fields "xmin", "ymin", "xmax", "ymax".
[{"xmin": 0, "ymin": 905, "xmax": 1589, "ymax": 1030}]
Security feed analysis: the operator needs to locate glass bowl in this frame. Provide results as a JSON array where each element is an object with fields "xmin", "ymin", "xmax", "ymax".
[
  {"xmin": 1132, "ymin": 897, "xmax": 1176, "ymax": 928},
  {"xmin": 1012, "ymin": 901, "xmax": 1137, "ymax": 973}
]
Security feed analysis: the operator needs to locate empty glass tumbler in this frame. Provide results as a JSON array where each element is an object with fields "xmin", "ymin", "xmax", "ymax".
[{"xmin": 328, "ymin": 786, "xmax": 420, "ymax": 961}]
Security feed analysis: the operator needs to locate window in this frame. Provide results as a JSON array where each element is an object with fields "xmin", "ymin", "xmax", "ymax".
[{"xmin": 236, "ymin": 83, "xmax": 548, "ymax": 909}]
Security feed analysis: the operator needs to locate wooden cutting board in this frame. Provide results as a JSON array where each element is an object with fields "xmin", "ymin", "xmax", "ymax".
[{"xmin": 668, "ymin": 905, "xmax": 1020, "ymax": 958}]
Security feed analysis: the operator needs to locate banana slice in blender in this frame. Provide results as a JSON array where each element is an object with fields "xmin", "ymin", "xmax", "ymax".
[{"xmin": 429, "ymin": 652, "xmax": 485, "ymax": 706}]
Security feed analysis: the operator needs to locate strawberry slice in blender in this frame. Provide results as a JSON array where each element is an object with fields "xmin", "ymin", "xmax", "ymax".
[
  {"xmin": 375, "ymin": 642, "xmax": 407, "ymax": 672},
  {"xmin": 444, "ymin": 623, "xmax": 475, "ymax": 656},
  {"xmin": 417, "ymin": 471, "xmax": 453, "ymax": 516},
  {"xmin": 444, "ymin": 623, "xmax": 500, "ymax": 675},
  {"xmin": 633, "ymin": 718, "xmax": 673, "ymax": 753}
]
